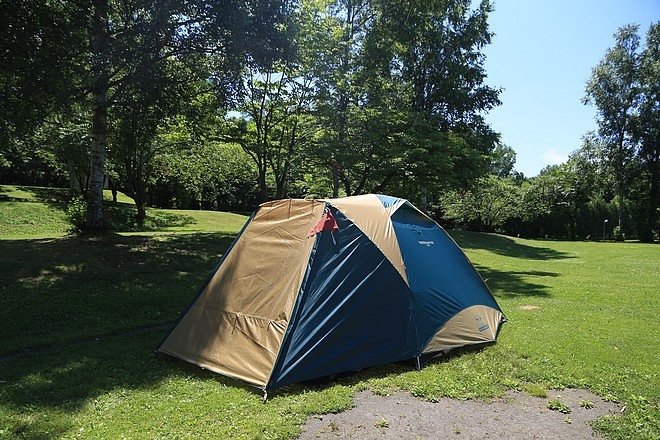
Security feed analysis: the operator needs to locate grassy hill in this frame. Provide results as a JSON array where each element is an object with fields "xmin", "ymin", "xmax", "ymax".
[
  {"xmin": 0, "ymin": 185, "xmax": 658, "ymax": 439},
  {"xmin": 0, "ymin": 184, "xmax": 248, "ymax": 238}
]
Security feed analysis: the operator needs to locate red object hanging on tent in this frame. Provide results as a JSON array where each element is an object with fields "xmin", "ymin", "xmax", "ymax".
[{"xmin": 308, "ymin": 210, "xmax": 339, "ymax": 237}]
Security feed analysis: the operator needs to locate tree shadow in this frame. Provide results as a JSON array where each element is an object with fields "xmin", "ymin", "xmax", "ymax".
[
  {"xmin": 0, "ymin": 232, "xmax": 235, "ymax": 355},
  {"xmin": 0, "ymin": 231, "xmax": 250, "ymax": 438},
  {"xmin": 474, "ymin": 264, "xmax": 557, "ymax": 298},
  {"xmin": 270, "ymin": 343, "xmax": 496, "ymax": 400},
  {"xmin": 105, "ymin": 205, "xmax": 197, "ymax": 231},
  {"xmin": 0, "ymin": 185, "xmax": 72, "ymax": 206},
  {"xmin": 449, "ymin": 230, "xmax": 574, "ymax": 260},
  {"xmin": 0, "ymin": 327, "xmax": 270, "ymax": 438}
]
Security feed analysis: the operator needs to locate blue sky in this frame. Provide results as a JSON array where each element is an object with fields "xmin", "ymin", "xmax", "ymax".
[{"xmin": 482, "ymin": 0, "xmax": 659, "ymax": 177}]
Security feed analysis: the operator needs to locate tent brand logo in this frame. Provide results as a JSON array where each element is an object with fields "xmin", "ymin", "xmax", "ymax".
[
  {"xmin": 418, "ymin": 240, "xmax": 435, "ymax": 246},
  {"xmin": 475, "ymin": 314, "xmax": 490, "ymax": 333}
]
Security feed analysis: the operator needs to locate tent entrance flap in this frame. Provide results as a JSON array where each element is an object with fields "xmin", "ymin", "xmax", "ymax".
[{"xmin": 268, "ymin": 207, "xmax": 416, "ymax": 389}]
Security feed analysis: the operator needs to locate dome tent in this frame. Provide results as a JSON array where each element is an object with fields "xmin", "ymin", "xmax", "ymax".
[{"xmin": 158, "ymin": 195, "xmax": 505, "ymax": 394}]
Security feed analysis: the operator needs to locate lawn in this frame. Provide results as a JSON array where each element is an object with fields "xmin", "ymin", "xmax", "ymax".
[
  {"xmin": 0, "ymin": 186, "xmax": 658, "ymax": 439},
  {"xmin": 0, "ymin": 185, "xmax": 247, "ymax": 239}
]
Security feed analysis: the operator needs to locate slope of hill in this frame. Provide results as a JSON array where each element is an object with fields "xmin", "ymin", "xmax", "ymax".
[{"xmin": 0, "ymin": 185, "xmax": 248, "ymax": 238}]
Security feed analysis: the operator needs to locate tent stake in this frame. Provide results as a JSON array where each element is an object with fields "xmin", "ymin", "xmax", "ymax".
[
  {"xmin": 415, "ymin": 355, "xmax": 421, "ymax": 371},
  {"xmin": 262, "ymin": 389, "xmax": 268, "ymax": 402}
]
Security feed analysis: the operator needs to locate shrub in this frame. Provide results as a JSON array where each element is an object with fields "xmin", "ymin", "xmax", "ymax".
[{"xmin": 66, "ymin": 195, "xmax": 87, "ymax": 232}]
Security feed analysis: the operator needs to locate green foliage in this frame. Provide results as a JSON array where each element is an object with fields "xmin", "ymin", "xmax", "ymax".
[
  {"xmin": 547, "ymin": 400, "xmax": 572, "ymax": 414},
  {"xmin": 580, "ymin": 399, "xmax": 595, "ymax": 409},
  {"xmin": 151, "ymin": 137, "xmax": 258, "ymax": 212},
  {"xmin": 441, "ymin": 175, "xmax": 520, "ymax": 232},
  {"xmin": 583, "ymin": 23, "xmax": 660, "ymax": 241},
  {"xmin": 612, "ymin": 225, "xmax": 624, "ymax": 241},
  {"xmin": 65, "ymin": 194, "xmax": 88, "ymax": 232},
  {"xmin": 523, "ymin": 383, "xmax": 548, "ymax": 398},
  {"xmin": 0, "ymin": 0, "xmax": 86, "ymax": 150},
  {"xmin": 490, "ymin": 143, "xmax": 518, "ymax": 178},
  {"xmin": 299, "ymin": 0, "xmax": 499, "ymax": 197},
  {"xmin": 375, "ymin": 418, "xmax": 389, "ymax": 428},
  {"xmin": 1, "ymin": 0, "xmax": 295, "ymax": 231}
]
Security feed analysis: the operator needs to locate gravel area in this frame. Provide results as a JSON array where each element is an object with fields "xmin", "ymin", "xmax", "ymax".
[{"xmin": 299, "ymin": 388, "xmax": 620, "ymax": 439}]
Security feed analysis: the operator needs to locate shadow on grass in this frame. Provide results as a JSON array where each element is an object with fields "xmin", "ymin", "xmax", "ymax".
[
  {"xmin": 272, "ymin": 343, "xmax": 495, "ymax": 400},
  {"xmin": 450, "ymin": 230, "xmax": 574, "ymax": 260},
  {"xmin": 0, "ymin": 185, "xmax": 72, "ymax": 206},
  {"xmin": 0, "ymin": 232, "xmax": 236, "ymax": 355},
  {"xmin": 475, "ymin": 264, "xmax": 557, "ymax": 298},
  {"xmin": 105, "ymin": 205, "xmax": 196, "ymax": 231},
  {"xmin": 0, "ymin": 231, "xmax": 245, "ymax": 435},
  {"xmin": 0, "ymin": 328, "xmax": 266, "ymax": 437}
]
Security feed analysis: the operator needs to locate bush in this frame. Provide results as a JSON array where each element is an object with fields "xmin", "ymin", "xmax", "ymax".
[
  {"xmin": 612, "ymin": 225, "xmax": 624, "ymax": 241},
  {"xmin": 66, "ymin": 195, "xmax": 87, "ymax": 232}
]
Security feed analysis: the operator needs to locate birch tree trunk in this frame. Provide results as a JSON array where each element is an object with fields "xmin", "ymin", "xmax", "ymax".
[{"xmin": 86, "ymin": 0, "xmax": 109, "ymax": 232}]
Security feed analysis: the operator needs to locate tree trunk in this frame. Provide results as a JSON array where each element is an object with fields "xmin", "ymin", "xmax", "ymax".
[
  {"xmin": 332, "ymin": 170, "xmax": 340, "ymax": 198},
  {"xmin": 67, "ymin": 159, "xmax": 79, "ymax": 190},
  {"xmin": 86, "ymin": 0, "xmax": 109, "ymax": 233},
  {"xmin": 617, "ymin": 187, "xmax": 624, "ymax": 232},
  {"xmin": 109, "ymin": 177, "xmax": 117, "ymax": 203},
  {"xmin": 257, "ymin": 165, "xmax": 268, "ymax": 202},
  {"xmin": 275, "ymin": 176, "xmax": 286, "ymax": 199},
  {"xmin": 136, "ymin": 198, "xmax": 147, "ymax": 225},
  {"xmin": 87, "ymin": 92, "xmax": 107, "ymax": 231}
]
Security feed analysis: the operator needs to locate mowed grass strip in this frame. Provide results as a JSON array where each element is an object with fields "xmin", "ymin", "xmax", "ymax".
[{"xmin": 1, "ymin": 187, "xmax": 658, "ymax": 439}]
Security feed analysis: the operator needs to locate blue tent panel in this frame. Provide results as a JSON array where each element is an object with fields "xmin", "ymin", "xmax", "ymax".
[
  {"xmin": 376, "ymin": 194, "xmax": 403, "ymax": 209},
  {"xmin": 268, "ymin": 207, "xmax": 416, "ymax": 389},
  {"xmin": 391, "ymin": 203, "xmax": 501, "ymax": 352}
]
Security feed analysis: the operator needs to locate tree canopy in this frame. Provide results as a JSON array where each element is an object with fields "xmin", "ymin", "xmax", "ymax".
[{"xmin": 2, "ymin": 3, "xmax": 655, "ymax": 241}]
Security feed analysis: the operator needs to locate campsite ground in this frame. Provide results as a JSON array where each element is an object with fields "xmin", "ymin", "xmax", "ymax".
[{"xmin": 0, "ymin": 184, "xmax": 658, "ymax": 439}]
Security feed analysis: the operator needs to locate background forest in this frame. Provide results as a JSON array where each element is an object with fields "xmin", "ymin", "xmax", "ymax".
[{"xmin": 1, "ymin": 0, "xmax": 658, "ymax": 241}]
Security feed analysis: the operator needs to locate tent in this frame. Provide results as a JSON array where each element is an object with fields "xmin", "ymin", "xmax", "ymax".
[{"xmin": 158, "ymin": 194, "xmax": 505, "ymax": 393}]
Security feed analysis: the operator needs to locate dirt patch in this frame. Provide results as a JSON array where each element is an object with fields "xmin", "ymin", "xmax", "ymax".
[
  {"xmin": 519, "ymin": 305, "xmax": 541, "ymax": 311},
  {"xmin": 299, "ymin": 389, "xmax": 620, "ymax": 439}
]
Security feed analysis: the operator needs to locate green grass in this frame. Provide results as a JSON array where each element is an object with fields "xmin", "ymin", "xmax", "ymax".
[
  {"xmin": 0, "ymin": 185, "xmax": 248, "ymax": 238},
  {"xmin": 0, "ymin": 186, "xmax": 658, "ymax": 439},
  {"xmin": 0, "ymin": 185, "xmax": 71, "ymax": 238}
]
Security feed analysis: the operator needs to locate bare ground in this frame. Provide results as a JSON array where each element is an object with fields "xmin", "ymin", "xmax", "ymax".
[{"xmin": 299, "ymin": 388, "xmax": 621, "ymax": 439}]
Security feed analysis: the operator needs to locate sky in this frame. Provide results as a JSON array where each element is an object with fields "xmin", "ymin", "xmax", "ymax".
[{"xmin": 482, "ymin": 0, "xmax": 659, "ymax": 177}]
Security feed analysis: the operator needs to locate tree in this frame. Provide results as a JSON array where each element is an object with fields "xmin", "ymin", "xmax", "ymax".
[
  {"xmin": 308, "ymin": 0, "xmax": 501, "ymax": 198},
  {"xmin": 0, "ymin": 1, "xmax": 86, "ymax": 156},
  {"xmin": 441, "ymin": 175, "xmax": 519, "ymax": 232},
  {"xmin": 379, "ymin": 0, "xmax": 501, "ymax": 186},
  {"xmin": 150, "ymin": 130, "xmax": 258, "ymax": 212},
  {"xmin": 230, "ymin": 59, "xmax": 314, "ymax": 201},
  {"xmin": 490, "ymin": 143, "xmax": 517, "ymax": 178},
  {"xmin": 2, "ymin": 0, "xmax": 293, "ymax": 231},
  {"xmin": 583, "ymin": 24, "xmax": 641, "ymax": 233},
  {"xmin": 631, "ymin": 23, "xmax": 659, "ymax": 242},
  {"xmin": 584, "ymin": 22, "xmax": 660, "ymax": 242}
]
